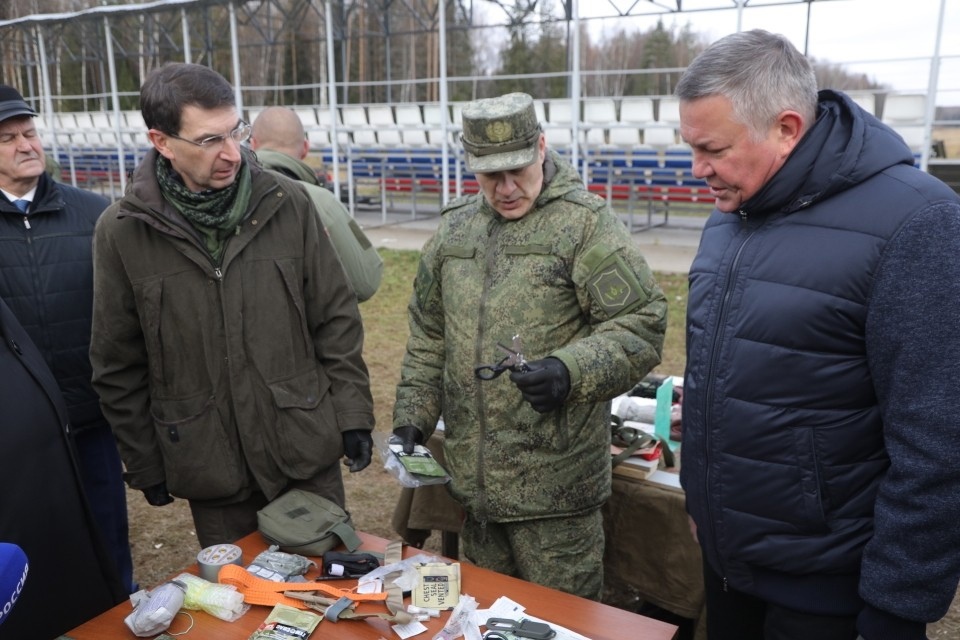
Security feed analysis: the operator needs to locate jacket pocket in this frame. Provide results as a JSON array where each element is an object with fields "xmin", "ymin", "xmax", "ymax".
[
  {"xmin": 792, "ymin": 426, "xmax": 829, "ymax": 533},
  {"xmin": 135, "ymin": 278, "xmax": 165, "ymax": 387},
  {"xmin": 150, "ymin": 393, "xmax": 245, "ymax": 500},
  {"xmin": 266, "ymin": 367, "xmax": 342, "ymax": 478}
]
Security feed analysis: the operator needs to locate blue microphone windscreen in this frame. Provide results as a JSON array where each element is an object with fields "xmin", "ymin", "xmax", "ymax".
[{"xmin": 0, "ymin": 543, "xmax": 28, "ymax": 626}]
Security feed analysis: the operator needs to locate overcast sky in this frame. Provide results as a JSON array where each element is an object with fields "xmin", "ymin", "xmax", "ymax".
[{"xmin": 574, "ymin": 0, "xmax": 959, "ymax": 103}]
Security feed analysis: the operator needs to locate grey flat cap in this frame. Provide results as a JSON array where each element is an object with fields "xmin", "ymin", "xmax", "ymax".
[{"xmin": 460, "ymin": 92, "xmax": 541, "ymax": 173}]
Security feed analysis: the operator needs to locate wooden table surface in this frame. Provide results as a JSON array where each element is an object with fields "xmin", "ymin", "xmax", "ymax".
[{"xmin": 67, "ymin": 531, "xmax": 678, "ymax": 640}]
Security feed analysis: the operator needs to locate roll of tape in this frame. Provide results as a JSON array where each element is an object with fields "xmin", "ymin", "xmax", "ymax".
[{"xmin": 196, "ymin": 543, "xmax": 243, "ymax": 582}]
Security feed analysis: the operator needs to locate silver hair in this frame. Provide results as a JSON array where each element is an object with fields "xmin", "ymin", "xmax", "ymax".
[{"xmin": 675, "ymin": 29, "xmax": 818, "ymax": 141}]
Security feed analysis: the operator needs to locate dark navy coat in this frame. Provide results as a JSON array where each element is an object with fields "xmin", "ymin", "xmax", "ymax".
[{"xmin": 682, "ymin": 90, "xmax": 960, "ymax": 630}]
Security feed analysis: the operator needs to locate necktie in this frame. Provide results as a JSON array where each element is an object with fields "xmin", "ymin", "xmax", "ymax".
[{"xmin": 12, "ymin": 199, "xmax": 28, "ymax": 213}]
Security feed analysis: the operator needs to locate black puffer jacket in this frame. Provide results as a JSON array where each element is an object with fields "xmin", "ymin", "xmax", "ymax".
[
  {"xmin": 0, "ymin": 172, "xmax": 110, "ymax": 433},
  {"xmin": 682, "ymin": 90, "xmax": 960, "ymax": 634}
]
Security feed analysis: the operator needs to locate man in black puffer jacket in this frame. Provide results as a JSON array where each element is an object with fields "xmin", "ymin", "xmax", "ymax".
[
  {"xmin": 677, "ymin": 30, "xmax": 960, "ymax": 640},
  {"xmin": 0, "ymin": 85, "xmax": 134, "ymax": 592}
]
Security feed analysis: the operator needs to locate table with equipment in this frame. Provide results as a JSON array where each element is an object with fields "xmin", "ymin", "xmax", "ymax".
[
  {"xmin": 392, "ymin": 434, "xmax": 705, "ymax": 639},
  {"xmin": 66, "ymin": 530, "xmax": 679, "ymax": 640}
]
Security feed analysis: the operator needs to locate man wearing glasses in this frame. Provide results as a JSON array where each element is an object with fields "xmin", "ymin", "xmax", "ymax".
[{"xmin": 90, "ymin": 63, "xmax": 375, "ymax": 549}]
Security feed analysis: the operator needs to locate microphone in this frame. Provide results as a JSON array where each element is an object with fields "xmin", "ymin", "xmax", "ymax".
[{"xmin": 0, "ymin": 543, "xmax": 28, "ymax": 626}]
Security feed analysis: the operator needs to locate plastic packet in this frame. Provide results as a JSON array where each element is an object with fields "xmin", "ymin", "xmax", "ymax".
[
  {"xmin": 374, "ymin": 431, "xmax": 451, "ymax": 488},
  {"xmin": 174, "ymin": 572, "xmax": 249, "ymax": 622},
  {"xmin": 248, "ymin": 603, "xmax": 323, "ymax": 639},
  {"xmin": 359, "ymin": 552, "xmax": 438, "ymax": 593},
  {"xmin": 432, "ymin": 594, "xmax": 478, "ymax": 640},
  {"xmin": 124, "ymin": 580, "xmax": 185, "ymax": 637},
  {"xmin": 246, "ymin": 546, "xmax": 317, "ymax": 582}
]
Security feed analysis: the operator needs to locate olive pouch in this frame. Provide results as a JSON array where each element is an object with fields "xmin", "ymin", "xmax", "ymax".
[{"xmin": 257, "ymin": 489, "xmax": 362, "ymax": 557}]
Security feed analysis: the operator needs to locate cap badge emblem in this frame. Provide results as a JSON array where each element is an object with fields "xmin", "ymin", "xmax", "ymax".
[{"xmin": 486, "ymin": 120, "xmax": 513, "ymax": 143}]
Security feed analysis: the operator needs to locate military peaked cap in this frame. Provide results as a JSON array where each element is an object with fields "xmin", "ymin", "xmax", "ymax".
[{"xmin": 460, "ymin": 92, "xmax": 542, "ymax": 173}]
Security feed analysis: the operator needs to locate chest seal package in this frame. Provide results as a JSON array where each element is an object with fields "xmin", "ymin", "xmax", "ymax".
[{"xmin": 257, "ymin": 489, "xmax": 361, "ymax": 556}]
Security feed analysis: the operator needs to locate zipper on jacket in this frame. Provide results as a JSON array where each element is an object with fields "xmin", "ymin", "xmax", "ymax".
[
  {"xmin": 22, "ymin": 216, "xmax": 30, "ymax": 229},
  {"xmin": 473, "ymin": 217, "xmax": 506, "ymax": 528},
  {"xmin": 214, "ymin": 267, "xmax": 223, "ymax": 280},
  {"xmin": 700, "ymin": 225, "xmax": 756, "ymax": 584}
]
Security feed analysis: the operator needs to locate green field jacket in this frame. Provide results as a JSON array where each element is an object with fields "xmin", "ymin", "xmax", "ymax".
[
  {"xmin": 393, "ymin": 149, "xmax": 667, "ymax": 522},
  {"xmin": 254, "ymin": 149, "xmax": 384, "ymax": 302},
  {"xmin": 90, "ymin": 149, "xmax": 373, "ymax": 503}
]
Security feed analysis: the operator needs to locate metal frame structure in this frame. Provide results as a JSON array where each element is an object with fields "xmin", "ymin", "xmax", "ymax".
[{"xmin": 0, "ymin": 0, "xmax": 952, "ymax": 203}]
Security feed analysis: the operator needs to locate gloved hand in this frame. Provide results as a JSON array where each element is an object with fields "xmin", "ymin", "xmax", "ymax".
[
  {"xmin": 392, "ymin": 425, "xmax": 423, "ymax": 455},
  {"xmin": 342, "ymin": 429, "xmax": 373, "ymax": 472},
  {"xmin": 142, "ymin": 482, "xmax": 174, "ymax": 507},
  {"xmin": 509, "ymin": 357, "xmax": 571, "ymax": 413}
]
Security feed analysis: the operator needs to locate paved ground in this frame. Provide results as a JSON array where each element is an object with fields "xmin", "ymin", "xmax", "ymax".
[{"xmin": 355, "ymin": 206, "xmax": 703, "ymax": 274}]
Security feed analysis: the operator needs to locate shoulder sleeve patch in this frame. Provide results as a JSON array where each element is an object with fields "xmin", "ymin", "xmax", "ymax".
[{"xmin": 586, "ymin": 252, "xmax": 646, "ymax": 318}]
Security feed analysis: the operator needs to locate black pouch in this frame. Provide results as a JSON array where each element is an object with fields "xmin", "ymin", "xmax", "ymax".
[{"xmin": 322, "ymin": 551, "xmax": 381, "ymax": 578}]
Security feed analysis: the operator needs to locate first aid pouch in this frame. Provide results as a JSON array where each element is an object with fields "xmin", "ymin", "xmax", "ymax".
[{"xmin": 257, "ymin": 489, "xmax": 361, "ymax": 557}]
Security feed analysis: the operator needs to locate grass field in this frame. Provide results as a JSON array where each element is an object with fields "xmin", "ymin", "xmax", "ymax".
[{"xmin": 127, "ymin": 248, "xmax": 957, "ymax": 638}]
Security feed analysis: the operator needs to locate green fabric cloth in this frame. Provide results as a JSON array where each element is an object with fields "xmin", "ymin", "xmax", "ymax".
[{"xmin": 155, "ymin": 155, "xmax": 252, "ymax": 263}]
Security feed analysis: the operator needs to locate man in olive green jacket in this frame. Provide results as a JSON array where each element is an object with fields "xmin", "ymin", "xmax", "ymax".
[
  {"xmin": 90, "ymin": 63, "xmax": 374, "ymax": 549},
  {"xmin": 393, "ymin": 93, "xmax": 667, "ymax": 600},
  {"xmin": 250, "ymin": 106, "xmax": 383, "ymax": 302}
]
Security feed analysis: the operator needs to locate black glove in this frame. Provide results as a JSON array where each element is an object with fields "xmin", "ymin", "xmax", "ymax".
[
  {"xmin": 142, "ymin": 482, "xmax": 174, "ymax": 507},
  {"xmin": 510, "ymin": 357, "xmax": 571, "ymax": 413},
  {"xmin": 342, "ymin": 429, "xmax": 373, "ymax": 472},
  {"xmin": 392, "ymin": 425, "xmax": 423, "ymax": 455}
]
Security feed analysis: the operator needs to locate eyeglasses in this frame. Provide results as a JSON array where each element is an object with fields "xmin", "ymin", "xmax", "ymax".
[{"xmin": 166, "ymin": 121, "xmax": 251, "ymax": 150}]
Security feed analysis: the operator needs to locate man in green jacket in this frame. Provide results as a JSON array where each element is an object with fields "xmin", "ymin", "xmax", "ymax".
[
  {"xmin": 90, "ymin": 63, "xmax": 375, "ymax": 549},
  {"xmin": 250, "ymin": 106, "xmax": 383, "ymax": 302},
  {"xmin": 392, "ymin": 92, "xmax": 667, "ymax": 600}
]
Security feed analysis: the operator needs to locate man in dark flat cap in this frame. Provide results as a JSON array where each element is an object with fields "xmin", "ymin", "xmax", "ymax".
[{"xmin": 0, "ymin": 84, "xmax": 135, "ymax": 592}]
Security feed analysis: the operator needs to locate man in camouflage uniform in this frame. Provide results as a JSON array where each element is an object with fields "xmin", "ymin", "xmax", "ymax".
[{"xmin": 392, "ymin": 92, "xmax": 667, "ymax": 600}]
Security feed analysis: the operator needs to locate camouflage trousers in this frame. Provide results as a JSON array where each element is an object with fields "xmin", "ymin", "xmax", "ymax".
[{"xmin": 460, "ymin": 508, "xmax": 604, "ymax": 601}]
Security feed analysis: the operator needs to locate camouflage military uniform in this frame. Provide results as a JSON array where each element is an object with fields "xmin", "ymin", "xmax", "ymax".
[{"xmin": 393, "ymin": 95, "xmax": 667, "ymax": 599}]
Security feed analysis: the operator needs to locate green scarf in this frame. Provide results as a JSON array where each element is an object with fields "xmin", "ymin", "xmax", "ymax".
[{"xmin": 156, "ymin": 155, "xmax": 253, "ymax": 263}]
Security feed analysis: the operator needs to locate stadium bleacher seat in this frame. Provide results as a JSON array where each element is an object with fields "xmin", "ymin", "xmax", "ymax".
[
  {"xmin": 545, "ymin": 126, "xmax": 573, "ymax": 147},
  {"xmin": 882, "ymin": 93, "xmax": 928, "ymax": 154},
  {"xmin": 547, "ymin": 98, "xmax": 575, "ymax": 125},
  {"xmin": 121, "ymin": 110, "xmax": 150, "ymax": 148},
  {"xmin": 294, "ymin": 106, "xmax": 318, "ymax": 127},
  {"xmin": 643, "ymin": 124, "xmax": 677, "ymax": 149},
  {"xmin": 533, "ymin": 99, "xmax": 547, "ymax": 125},
  {"xmin": 367, "ymin": 104, "xmax": 402, "ymax": 145},
  {"xmin": 316, "ymin": 107, "xmax": 349, "ymax": 146},
  {"xmin": 607, "ymin": 126, "xmax": 641, "ymax": 147},
  {"xmin": 656, "ymin": 97, "xmax": 681, "ymax": 126},
  {"xmin": 396, "ymin": 104, "xmax": 428, "ymax": 146},
  {"xmin": 583, "ymin": 98, "xmax": 616, "ymax": 147},
  {"xmin": 450, "ymin": 102, "xmax": 468, "ymax": 127},
  {"xmin": 90, "ymin": 112, "xmax": 123, "ymax": 146},
  {"xmin": 847, "ymin": 91, "xmax": 877, "ymax": 116},
  {"xmin": 619, "ymin": 97, "xmax": 655, "ymax": 124}
]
